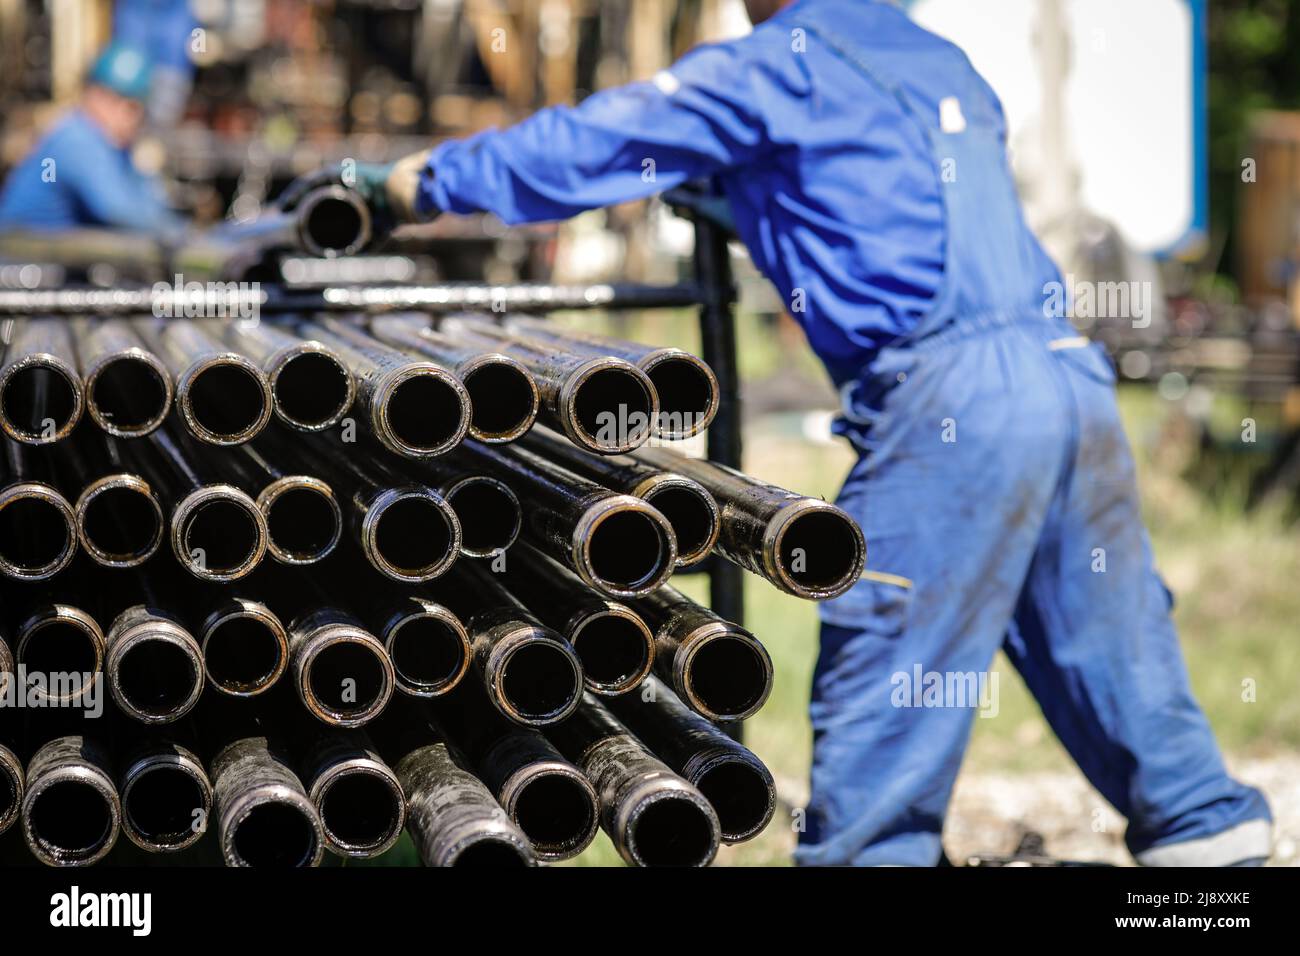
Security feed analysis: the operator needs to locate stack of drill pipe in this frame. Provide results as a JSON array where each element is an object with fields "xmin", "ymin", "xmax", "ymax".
[{"xmin": 0, "ymin": 307, "xmax": 873, "ymax": 868}]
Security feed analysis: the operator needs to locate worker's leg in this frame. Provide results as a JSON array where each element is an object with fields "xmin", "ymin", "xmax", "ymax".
[
  {"xmin": 795, "ymin": 326, "xmax": 1068, "ymax": 866},
  {"xmin": 1003, "ymin": 339, "xmax": 1272, "ymax": 865}
]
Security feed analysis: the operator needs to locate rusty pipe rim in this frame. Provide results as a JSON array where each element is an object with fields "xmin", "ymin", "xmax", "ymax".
[
  {"xmin": 0, "ymin": 481, "xmax": 78, "ymax": 580},
  {"xmin": 200, "ymin": 599, "xmax": 288, "ymax": 698},
  {"xmin": 22, "ymin": 761, "xmax": 121, "ymax": 867},
  {"xmin": 372, "ymin": 364, "xmax": 472, "ymax": 459},
  {"xmin": 497, "ymin": 760, "xmax": 599, "ymax": 862},
  {"xmin": 762, "ymin": 499, "xmax": 867, "ymax": 600},
  {"xmin": 176, "ymin": 352, "xmax": 274, "ymax": 446},
  {"xmin": 572, "ymin": 494, "xmax": 677, "ymax": 599},
  {"xmin": 15, "ymin": 604, "xmax": 105, "ymax": 705},
  {"xmin": 382, "ymin": 600, "xmax": 471, "ymax": 698},
  {"xmin": 105, "ymin": 615, "xmax": 205, "ymax": 724},
  {"xmin": 557, "ymin": 357, "xmax": 660, "ymax": 454},
  {"xmin": 309, "ymin": 757, "xmax": 406, "ymax": 858},
  {"xmin": 682, "ymin": 747, "xmax": 777, "ymax": 844},
  {"xmin": 443, "ymin": 474, "xmax": 521, "ymax": 558},
  {"xmin": 360, "ymin": 485, "xmax": 462, "ymax": 583},
  {"xmin": 640, "ymin": 349, "xmax": 720, "ymax": 440},
  {"xmin": 485, "ymin": 625, "xmax": 583, "ymax": 727},
  {"xmin": 75, "ymin": 473, "xmax": 166, "ymax": 568},
  {"xmin": 257, "ymin": 475, "xmax": 343, "ymax": 565},
  {"xmin": 220, "ymin": 783, "xmax": 325, "ymax": 868},
  {"xmin": 120, "ymin": 747, "xmax": 213, "ymax": 852},
  {"xmin": 566, "ymin": 603, "xmax": 655, "ymax": 697},
  {"xmin": 171, "ymin": 484, "xmax": 270, "ymax": 582},
  {"xmin": 82, "ymin": 346, "xmax": 173, "ymax": 437},
  {"xmin": 458, "ymin": 352, "xmax": 540, "ymax": 443},
  {"xmin": 0, "ymin": 745, "xmax": 23, "ymax": 838},
  {"xmin": 295, "ymin": 625, "xmax": 395, "ymax": 728},
  {"xmin": 617, "ymin": 777, "xmax": 720, "ymax": 868},
  {"xmin": 675, "ymin": 622, "xmax": 774, "ymax": 723},
  {"xmin": 265, "ymin": 341, "xmax": 356, "ymax": 432},
  {"xmin": 0, "ymin": 350, "xmax": 84, "ymax": 444},
  {"xmin": 295, "ymin": 184, "xmax": 374, "ymax": 259}
]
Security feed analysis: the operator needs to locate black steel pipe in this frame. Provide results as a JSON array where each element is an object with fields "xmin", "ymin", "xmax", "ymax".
[
  {"xmin": 452, "ymin": 439, "xmax": 677, "ymax": 598},
  {"xmin": 629, "ymin": 584, "xmax": 773, "ymax": 723},
  {"xmin": 297, "ymin": 728, "xmax": 405, "ymax": 859},
  {"xmin": 0, "ymin": 439, "xmax": 78, "ymax": 579},
  {"xmin": 12, "ymin": 602, "xmax": 105, "ymax": 706},
  {"xmin": 435, "ymin": 562, "xmax": 583, "ymax": 726},
  {"xmin": 197, "ymin": 596, "xmax": 289, "ymax": 698},
  {"xmin": 73, "ymin": 318, "xmax": 173, "ymax": 437},
  {"xmin": 431, "ymin": 685, "xmax": 598, "ymax": 862},
  {"xmin": 440, "ymin": 314, "xmax": 659, "ymax": 454},
  {"xmin": 285, "ymin": 607, "xmax": 396, "ymax": 728},
  {"xmin": 500, "ymin": 543, "xmax": 655, "ymax": 697},
  {"xmin": 608, "ymin": 676, "xmax": 776, "ymax": 843},
  {"xmin": 221, "ymin": 320, "xmax": 356, "ymax": 432},
  {"xmin": 21, "ymin": 735, "xmax": 121, "ymax": 867},
  {"xmin": 103, "ymin": 603, "xmax": 206, "ymax": 725},
  {"xmin": 64, "ymin": 431, "xmax": 166, "ymax": 568},
  {"xmin": 369, "ymin": 314, "xmax": 539, "ymax": 443},
  {"xmin": 519, "ymin": 426, "xmax": 720, "ymax": 567},
  {"xmin": 366, "ymin": 593, "xmax": 472, "ymax": 699},
  {"xmin": 547, "ymin": 695, "xmax": 721, "ymax": 867},
  {"xmin": 503, "ymin": 316, "xmax": 719, "ymax": 439},
  {"xmin": 0, "ymin": 318, "xmax": 84, "ymax": 444},
  {"xmin": 209, "ymin": 734, "xmax": 325, "ymax": 868},
  {"xmin": 373, "ymin": 707, "xmax": 536, "ymax": 867},
  {"xmin": 300, "ymin": 318, "xmax": 471, "ymax": 458},
  {"xmin": 117, "ymin": 739, "xmax": 213, "ymax": 853},
  {"xmin": 635, "ymin": 446, "xmax": 867, "ymax": 600},
  {"xmin": 133, "ymin": 318, "xmax": 274, "ymax": 446}
]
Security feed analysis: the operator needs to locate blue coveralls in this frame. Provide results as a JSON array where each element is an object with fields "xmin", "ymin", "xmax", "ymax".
[
  {"xmin": 411, "ymin": 0, "xmax": 1271, "ymax": 865},
  {"xmin": 0, "ymin": 109, "xmax": 180, "ymax": 234}
]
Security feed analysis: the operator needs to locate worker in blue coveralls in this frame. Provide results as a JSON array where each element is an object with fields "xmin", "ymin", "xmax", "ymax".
[
  {"xmin": 0, "ymin": 43, "xmax": 182, "ymax": 235},
  {"xmin": 341, "ymin": 0, "xmax": 1273, "ymax": 865}
]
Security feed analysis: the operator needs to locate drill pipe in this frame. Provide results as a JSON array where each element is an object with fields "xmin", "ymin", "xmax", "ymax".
[
  {"xmin": 171, "ymin": 185, "xmax": 373, "ymax": 280},
  {"xmin": 73, "ymin": 318, "xmax": 173, "ymax": 437},
  {"xmin": 547, "ymin": 695, "xmax": 721, "ymax": 867},
  {"xmin": 0, "ymin": 318, "xmax": 85, "ymax": 444},
  {"xmin": 11, "ymin": 601, "xmax": 105, "ymax": 706},
  {"xmin": 499, "ymin": 543, "xmax": 655, "ymax": 697},
  {"xmin": 21, "ymin": 735, "xmax": 121, "ymax": 867},
  {"xmin": 292, "ymin": 431, "xmax": 461, "ymax": 582},
  {"xmin": 608, "ymin": 677, "xmax": 776, "ymax": 843},
  {"xmin": 208, "ymin": 439, "xmax": 343, "ymax": 565},
  {"xmin": 633, "ymin": 446, "xmax": 867, "ymax": 600},
  {"xmin": 209, "ymin": 733, "xmax": 325, "ymax": 867},
  {"xmin": 518, "ymin": 426, "xmax": 720, "ymax": 567},
  {"xmin": 133, "ymin": 318, "xmax": 274, "ymax": 446},
  {"xmin": 221, "ymin": 320, "xmax": 356, "ymax": 432},
  {"xmin": 502, "ymin": 316, "xmax": 719, "ymax": 439},
  {"xmin": 196, "ymin": 595, "xmax": 288, "ymax": 698},
  {"xmin": 435, "ymin": 562, "xmax": 583, "ymax": 726},
  {"xmin": 439, "ymin": 315, "xmax": 659, "ymax": 454},
  {"xmin": 118, "ymin": 426, "xmax": 269, "ymax": 581},
  {"xmin": 374, "ymin": 707, "xmax": 537, "ymax": 867},
  {"xmin": 117, "ymin": 738, "xmax": 213, "ymax": 852},
  {"xmin": 431, "ymin": 685, "xmax": 598, "ymax": 861},
  {"xmin": 285, "ymin": 607, "xmax": 396, "ymax": 728},
  {"xmin": 362, "ymin": 592, "xmax": 471, "ymax": 699},
  {"xmin": 103, "ymin": 603, "xmax": 206, "ymax": 725},
  {"xmin": 294, "ymin": 726, "xmax": 406, "ymax": 859},
  {"xmin": 0, "ymin": 439, "xmax": 78, "ymax": 579},
  {"xmin": 451, "ymin": 439, "xmax": 677, "ymax": 598},
  {"xmin": 64, "ymin": 430, "xmax": 166, "ymax": 568},
  {"xmin": 300, "ymin": 318, "xmax": 470, "ymax": 458},
  {"xmin": 369, "ymin": 314, "xmax": 539, "ymax": 443},
  {"xmin": 629, "ymin": 585, "xmax": 773, "ymax": 723}
]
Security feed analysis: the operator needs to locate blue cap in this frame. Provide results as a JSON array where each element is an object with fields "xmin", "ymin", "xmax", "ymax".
[{"xmin": 87, "ymin": 42, "xmax": 153, "ymax": 101}]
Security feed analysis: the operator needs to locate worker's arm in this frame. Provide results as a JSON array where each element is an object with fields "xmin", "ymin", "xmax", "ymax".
[
  {"xmin": 72, "ymin": 165, "xmax": 183, "ymax": 236},
  {"xmin": 359, "ymin": 38, "xmax": 775, "ymax": 226}
]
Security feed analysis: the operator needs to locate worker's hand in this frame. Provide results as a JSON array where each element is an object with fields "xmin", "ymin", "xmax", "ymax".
[{"xmin": 349, "ymin": 150, "xmax": 435, "ymax": 228}]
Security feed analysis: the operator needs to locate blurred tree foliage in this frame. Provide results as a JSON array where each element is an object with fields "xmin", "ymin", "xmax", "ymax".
[{"xmin": 1208, "ymin": 0, "xmax": 1300, "ymax": 280}]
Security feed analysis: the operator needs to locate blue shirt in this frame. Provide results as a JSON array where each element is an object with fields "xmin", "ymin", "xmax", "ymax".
[
  {"xmin": 0, "ymin": 109, "xmax": 181, "ymax": 235},
  {"xmin": 419, "ymin": 0, "xmax": 979, "ymax": 383}
]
